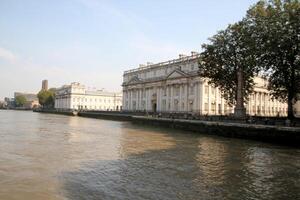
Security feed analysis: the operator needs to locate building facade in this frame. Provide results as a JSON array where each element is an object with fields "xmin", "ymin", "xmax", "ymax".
[
  {"xmin": 14, "ymin": 92, "xmax": 39, "ymax": 109},
  {"xmin": 295, "ymin": 101, "xmax": 300, "ymax": 117},
  {"xmin": 55, "ymin": 82, "xmax": 122, "ymax": 111},
  {"xmin": 122, "ymin": 52, "xmax": 287, "ymax": 116}
]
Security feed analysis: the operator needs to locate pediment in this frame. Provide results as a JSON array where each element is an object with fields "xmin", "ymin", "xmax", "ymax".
[
  {"xmin": 166, "ymin": 69, "xmax": 188, "ymax": 79},
  {"xmin": 127, "ymin": 76, "xmax": 142, "ymax": 84}
]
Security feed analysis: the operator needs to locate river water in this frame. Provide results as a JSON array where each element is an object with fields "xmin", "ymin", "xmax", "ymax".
[{"xmin": 0, "ymin": 110, "xmax": 299, "ymax": 200}]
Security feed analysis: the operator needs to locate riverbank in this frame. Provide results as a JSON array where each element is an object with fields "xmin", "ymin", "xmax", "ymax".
[
  {"xmin": 33, "ymin": 109, "xmax": 77, "ymax": 116},
  {"xmin": 132, "ymin": 116, "xmax": 300, "ymax": 146},
  {"xmin": 78, "ymin": 111, "xmax": 132, "ymax": 121},
  {"xmin": 34, "ymin": 110, "xmax": 300, "ymax": 146}
]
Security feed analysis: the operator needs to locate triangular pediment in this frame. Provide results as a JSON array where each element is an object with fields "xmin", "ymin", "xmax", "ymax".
[
  {"xmin": 166, "ymin": 69, "xmax": 187, "ymax": 79},
  {"xmin": 127, "ymin": 76, "xmax": 142, "ymax": 84}
]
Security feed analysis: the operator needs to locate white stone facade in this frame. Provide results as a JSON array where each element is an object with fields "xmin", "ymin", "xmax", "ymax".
[
  {"xmin": 295, "ymin": 101, "xmax": 300, "ymax": 117},
  {"xmin": 122, "ymin": 52, "xmax": 287, "ymax": 116},
  {"xmin": 55, "ymin": 82, "xmax": 122, "ymax": 111}
]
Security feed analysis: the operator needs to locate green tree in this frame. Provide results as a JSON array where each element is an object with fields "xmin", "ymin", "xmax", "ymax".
[
  {"xmin": 199, "ymin": 20, "xmax": 259, "ymax": 117},
  {"xmin": 38, "ymin": 89, "xmax": 55, "ymax": 108},
  {"xmin": 247, "ymin": 0, "xmax": 300, "ymax": 119},
  {"xmin": 15, "ymin": 95, "xmax": 27, "ymax": 107}
]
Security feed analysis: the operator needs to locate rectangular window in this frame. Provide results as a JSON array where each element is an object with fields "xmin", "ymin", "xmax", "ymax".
[
  {"xmin": 190, "ymin": 85, "xmax": 194, "ymax": 95},
  {"xmin": 211, "ymin": 87, "xmax": 215, "ymax": 96},
  {"xmin": 175, "ymin": 87, "xmax": 180, "ymax": 96},
  {"xmin": 204, "ymin": 103, "xmax": 208, "ymax": 111},
  {"xmin": 205, "ymin": 86, "xmax": 209, "ymax": 95},
  {"xmin": 211, "ymin": 103, "xmax": 216, "ymax": 112},
  {"xmin": 163, "ymin": 88, "xmax": 167, "ymax": 96}
]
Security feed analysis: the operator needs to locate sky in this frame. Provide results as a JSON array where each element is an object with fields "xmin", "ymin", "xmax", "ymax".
[{"xmin": 0, "ymin": 0, "xmax": 258, "ymax": 99}]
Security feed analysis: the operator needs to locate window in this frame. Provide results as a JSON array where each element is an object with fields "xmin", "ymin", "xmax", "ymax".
[
  {"xmin": 211, "ymin": 87, "xmax": 215, "ymax": 96},
  {"xmin": 190, "ymin": 85, "xmax": 194, "ymax": 95},
  {"xmin": 204, "ymin": 103, "xmax": 208, "ymax": 111},
  {"xmin": 211, "ymin": 103, "xmax": 216, "ymax": 112},
  {"xmin": 163, "ymin": 88, "xmax": 167, "ymax": 96},
  {"xmin": 175, "ymin": 87, "xmax": 180, "ymax": 96},
  {"xmin": 205, "ymin": 86, "xmax": 209, "ymax": 95},
  {"xmin": 162, "ymin": 100, "xmax": 166, "ymax": 111},
  {"xmin": 132, "ymin": 91, "xmax": 137, "ymax": 98}
]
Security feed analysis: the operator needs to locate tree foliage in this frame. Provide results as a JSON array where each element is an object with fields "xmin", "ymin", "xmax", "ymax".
[
  {"xmin": 199, "ymin": 20, "xmax": 259, "ymax": 107},
  {"xmin": 15, "ymin": 95, "xmax": 27, "ymax": 107},
  {"xmin": 246, "ymin": 0, "xmax": 300, "ymax": 119},
  {"xmin": 38, "ymin": 89, "xmax": 55, "ymax": 108}
]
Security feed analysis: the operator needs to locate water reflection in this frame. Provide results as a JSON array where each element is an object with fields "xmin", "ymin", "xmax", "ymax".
[{"xmin": 0, "ymin": 110, "xmax": 299, "ymax": 200}]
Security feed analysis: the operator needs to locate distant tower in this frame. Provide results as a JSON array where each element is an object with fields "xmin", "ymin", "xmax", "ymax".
[{"xmin": 42, "ymin": 80, "xmax": 48, "ymax": 91}]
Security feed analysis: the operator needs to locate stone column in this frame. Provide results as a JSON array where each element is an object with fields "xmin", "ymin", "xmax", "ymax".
[
  {"xmin": 179, "ymin": 84, "xmax": 182, "ymax": 112},
  {"xmin": 170, "ymin": 85, "xmax": 174, "ymax": 111}
]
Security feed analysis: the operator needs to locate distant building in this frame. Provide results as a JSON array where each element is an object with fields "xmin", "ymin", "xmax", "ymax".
[
  {"xmin": 55, "ymin": 82, "xmax": 122, "ymax": 111},
  {"xmin": 14, "ymin": 92, "xmax": 39, "ymax": 109},
  {"xmin": 42, "ymin": 80, "xmax": 48, "ymax": 91},
  {"xmin": 0, "ymin": 100, "xmax": 6, "ymax": 109},
  {"xmin": 122, "ymin": 52, "xmax": 287, "ymax": 116},
  {"xmin": 4, "ymin": 97, "xmax": 15, "ymax": 108}
]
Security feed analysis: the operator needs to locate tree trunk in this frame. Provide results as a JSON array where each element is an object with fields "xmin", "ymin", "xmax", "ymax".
[{"xmin": 234, "ymin": 67, "xmax": 246, "ymax": 118}]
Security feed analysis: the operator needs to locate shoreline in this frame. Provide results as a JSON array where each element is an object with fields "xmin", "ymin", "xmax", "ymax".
[{"xmin": 34, "ymin": 109, "xmax": 300, "ymax": 147}]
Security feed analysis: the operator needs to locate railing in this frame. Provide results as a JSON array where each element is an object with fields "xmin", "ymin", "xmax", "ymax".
[{"xmin": 123, "ymin": 53, "xmax": 201, "ymax": 74}]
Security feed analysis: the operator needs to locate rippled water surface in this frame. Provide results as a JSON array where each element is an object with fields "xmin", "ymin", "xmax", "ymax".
[{"xmin": 0, "ymin": 110, "xmax": 299, "ymax": 200}]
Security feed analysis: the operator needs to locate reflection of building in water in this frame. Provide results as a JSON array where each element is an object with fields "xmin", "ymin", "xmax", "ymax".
[
  {"xmin": 55, "ymin": 82, "xmax": 122, "ymax": 111},
  {"xmin": 122, "ymin": 52, "xmax": 287, "ymax": 116},
  {"xmin": 196, "ymin": 138, "xmax": 228, "ymax": 187},
  {"xmin": 118, "ymin": 126, "xmax": 175, "ymax": 157}
]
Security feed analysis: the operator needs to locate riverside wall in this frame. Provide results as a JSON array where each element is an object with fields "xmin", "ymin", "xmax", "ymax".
[
  {"xmin": 132, "ymin": 116, "xmax": 300, "ymax": 146},
  {"xmin": 33, "ymin": 109, "xmax": 77, "ymax": 116},
  {"xmin": 34, "ymin": 110, "xmax": 300, "ymax": 146},
  {"xmin": 78, "ymin": 111, "xmax": 133, "ymax": 121}
]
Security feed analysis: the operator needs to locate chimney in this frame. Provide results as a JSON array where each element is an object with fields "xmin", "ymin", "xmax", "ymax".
[
  {"xmin": 191, "ymin": 51, "xmax": 198, "ymax": 56},
  {"xmin": 179, "ymin": 54, "xmax": 187, "ymax": 59},
  {"xmin": 147, "ymin": 62, "xmax": 153, "ymax": 66}
]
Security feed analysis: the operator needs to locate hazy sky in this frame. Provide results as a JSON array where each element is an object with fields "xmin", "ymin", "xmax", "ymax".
[{"xmin": 0, "ymin": 0, "xmax": 257, "ymax": 99}]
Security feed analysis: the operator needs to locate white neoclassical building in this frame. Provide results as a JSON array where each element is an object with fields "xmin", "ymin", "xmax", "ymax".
[
  {"xmin": 55, "ymin": 82, "xmax": 122, "ymax": 111},
  {"xmin": 122, "ymin": 52, "xmax": 287, "ymax": 116}
]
